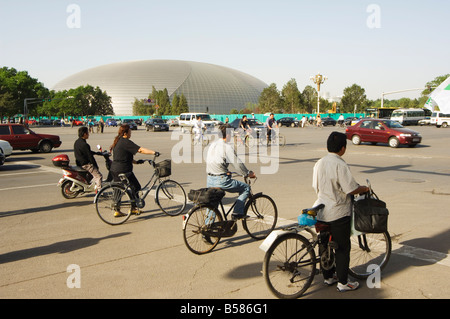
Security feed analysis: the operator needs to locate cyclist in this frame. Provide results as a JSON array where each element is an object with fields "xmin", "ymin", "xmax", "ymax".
[
  {"xmin": 110, "ymin": 124, "xmax": 159, "ymax": 216},
  {"xmin": 312, "ymin": 131, "xmax": 369, "ymax": 292},
  {"xmin": 265, "ymin": 113, "xmax": 278, "ymax": 144},
  {"xmin": 237, "ymin": 115, "xmax": 252, "ymax": 144},
  {"xmin": 338, "ymin": 114, "xmax": 345, "ymax": 127},
  {"xmin": 192, "ymin": 115, "xmax": 205, "ymax": 143},
  {"xmin": 206, "ymin": 124, "xmax": 256, "ymax": 219}
]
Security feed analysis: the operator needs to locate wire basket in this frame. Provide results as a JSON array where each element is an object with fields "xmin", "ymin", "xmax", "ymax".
[{"xmin": 155, "ymin": 159, "xmax": 171, "ymax": 177}]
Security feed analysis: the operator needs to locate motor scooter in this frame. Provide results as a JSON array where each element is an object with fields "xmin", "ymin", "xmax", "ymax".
[{"xmin": 52, "ymin": 145, "xmax": 112, "ymax": 199}]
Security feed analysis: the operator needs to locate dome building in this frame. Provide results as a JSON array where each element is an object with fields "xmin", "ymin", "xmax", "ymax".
[{"xmin": 52, "ymin": 60, "xmax": 268, "ymax": 116}]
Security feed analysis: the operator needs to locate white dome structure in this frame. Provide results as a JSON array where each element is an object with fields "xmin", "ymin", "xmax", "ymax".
[{"xmin": 52, "ymin": 60, "xmax": 268, "ymax": 116}]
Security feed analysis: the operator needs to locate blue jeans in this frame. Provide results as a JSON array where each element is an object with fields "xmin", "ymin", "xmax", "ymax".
[{"xmin": 207, "ymin": 174, "xmax": 250, "ymax": 216}]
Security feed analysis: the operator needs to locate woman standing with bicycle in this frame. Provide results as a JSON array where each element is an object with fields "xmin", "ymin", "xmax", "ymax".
[{"xmin": 110, "ymin": 124, "xmax": 159, "ymax": 215}]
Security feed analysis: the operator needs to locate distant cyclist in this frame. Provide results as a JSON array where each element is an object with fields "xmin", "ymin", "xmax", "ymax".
[{"xmin": 265, "ymin": 113, "xmax": 278, "ymax": 144}]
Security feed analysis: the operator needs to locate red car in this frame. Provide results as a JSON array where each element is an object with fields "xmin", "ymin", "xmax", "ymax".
[
  {"xmin": 345, "ymin": 119, "xmax": 422, "ymax": 148},
  {"xmin": 0, "ymin": 123, "xmax": 62, "ymax": 153}
]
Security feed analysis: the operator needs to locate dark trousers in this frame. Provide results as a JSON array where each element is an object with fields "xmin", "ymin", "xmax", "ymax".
[
  {"xmin": 111, "ymin": 171, "xmax": 141, "ymax": 193},
  {"xmin": 318, "ymin": 216, "xmax": 351, "ymax": 285}
]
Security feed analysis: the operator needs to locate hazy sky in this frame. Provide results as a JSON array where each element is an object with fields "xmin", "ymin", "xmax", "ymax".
[{"xmin": 1, "ymin": 0, "xmax": 448, "ymax": 100}]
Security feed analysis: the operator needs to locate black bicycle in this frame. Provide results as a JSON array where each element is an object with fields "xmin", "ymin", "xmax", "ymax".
[
  {"xmin": 182, "ymin": 174, "xmax": 278, "ymax": 254},
  {"xmin": 261, "ymin": 204, "xmax": 391, "ymax": 299},
  {"xmin": 94, "ymin": 155, "xmax": 186, "ymax": 225}
]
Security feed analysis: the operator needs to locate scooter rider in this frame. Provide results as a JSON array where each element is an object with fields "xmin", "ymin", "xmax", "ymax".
[{"xmin": 74, "ymin": 126, "xmax": 103, "ymax": 190}]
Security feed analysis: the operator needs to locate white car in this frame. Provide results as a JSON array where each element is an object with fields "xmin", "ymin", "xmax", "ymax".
[{"xmin": 0, "ymin": 139, "xmax": 13, "ymax": 157}]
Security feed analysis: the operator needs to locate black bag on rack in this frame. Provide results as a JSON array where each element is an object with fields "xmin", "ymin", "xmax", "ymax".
[
  {"xmin": 188, "ymin": 188, "xmax": 225, "ymax": 205},
  {"xmin": 353, "ymin": 191, "xmax": 389, "ymax": 233}
]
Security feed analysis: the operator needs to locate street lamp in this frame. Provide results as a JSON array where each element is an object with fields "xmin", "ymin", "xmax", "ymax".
[{"xmin": 310, "ymin": 73, "xmax": 327, "ymax": 114}]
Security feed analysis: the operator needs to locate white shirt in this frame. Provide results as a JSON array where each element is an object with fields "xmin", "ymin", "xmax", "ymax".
[
  {"xmin": 206, "ymin": 139, "xmax": 249, "ymax": 176},
  {"xmin": 312, "ymin": 153, "xmax": 359, "ymax": 222}
]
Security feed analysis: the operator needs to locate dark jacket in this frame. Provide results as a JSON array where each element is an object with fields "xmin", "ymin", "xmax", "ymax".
[{"xmin": 74, "ymin": 138, "xmax": 98, "ymax": 168}]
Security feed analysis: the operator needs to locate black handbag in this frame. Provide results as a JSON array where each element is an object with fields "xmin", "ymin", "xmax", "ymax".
[{"xmin": 353, "ymin": 191, "xmax": 389, "ymax": 233}]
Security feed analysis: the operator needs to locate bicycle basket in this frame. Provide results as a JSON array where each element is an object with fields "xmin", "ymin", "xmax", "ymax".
[
  {"xmin": 188, "ymin": 187, "xmax": 225, "ymax": 205},
  {"xmin": 155, "ymin": 159, "xmax": 171, "ymax": 177}
]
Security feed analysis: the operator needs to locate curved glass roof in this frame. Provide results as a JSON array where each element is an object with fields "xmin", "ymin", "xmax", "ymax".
[{"xmin": 52, "ymin": 60, "xmax": 268, "ymax": 116}]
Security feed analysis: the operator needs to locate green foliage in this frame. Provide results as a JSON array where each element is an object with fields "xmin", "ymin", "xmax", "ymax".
[
  {"xmin": 0, "ymin": 67, "xmax": 49, "ymax": 117},
  {"xmin": 38, "ymin": 85, "xmax": 114, "ymax": 117}
]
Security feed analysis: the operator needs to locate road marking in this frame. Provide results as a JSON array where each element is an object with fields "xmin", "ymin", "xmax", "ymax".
[{"xmin": 0, "ymin": 183, "xmax": 56, "ymax": 191}]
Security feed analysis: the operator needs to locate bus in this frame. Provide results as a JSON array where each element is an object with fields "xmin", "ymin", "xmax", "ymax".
[{"xmin": 390, "ymin": 108, "xmax": 425, "ymax": 125}]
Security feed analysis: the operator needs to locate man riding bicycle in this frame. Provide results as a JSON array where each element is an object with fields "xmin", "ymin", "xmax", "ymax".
[
  {"xmin": 237, "ymin": 115, "xmax": 252, "ymax": 144},
  {"xmin": 206, "ymin": 124, "xmax": 256, "ymax": 219},
  {"xmin": 265, "ymin": 113, "xmax": 278, "ymax": 144}
]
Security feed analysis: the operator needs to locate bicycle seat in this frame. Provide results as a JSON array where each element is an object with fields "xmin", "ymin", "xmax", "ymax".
[{"xmin": 302, "ymin": 204, "xmax": 324, "ymax": 217}]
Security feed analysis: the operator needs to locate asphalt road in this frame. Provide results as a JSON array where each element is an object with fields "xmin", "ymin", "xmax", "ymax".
[{"xmin": 1, "ymin": 124, "xmax": 449, "ymax": 300}]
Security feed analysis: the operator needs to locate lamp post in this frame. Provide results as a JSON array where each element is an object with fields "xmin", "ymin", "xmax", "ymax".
[{"xmin": 310, "ymin": 73, "xmax": 327, "ymax": 114}]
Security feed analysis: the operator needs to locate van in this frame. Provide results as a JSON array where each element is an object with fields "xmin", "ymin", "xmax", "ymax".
[
  {"xmin": 178, "ymin": 113, "xmax": 215, "ymax": 131},
  {"xmin": 431, "ymin": 112, "xmax": 450, "ymax": 128}
]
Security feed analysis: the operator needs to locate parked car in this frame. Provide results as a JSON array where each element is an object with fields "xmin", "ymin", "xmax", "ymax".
[
  {"xmin": 0, "ymin": 123, "xmax": 62, "ymax": 152},
  {"xmin": 321, "ymin": 117, "xmax": 337, "ymax": 126},
  {"xmin": 277, "ymin": 117, "xmax": 299, "ymax": 127},
  {"xmin": 0, "ymin": 148, "xmax": 5, "ymax": 165},
  {"xmin": 39, "ymin": 119, "xmax": 53, "ymax": 126},
  {"xmin": 418, "ymin": 117, "xmax": 431, "ymax": 126},
  {"xmin": 72, "ymin": 119, "xmax": 84, "ymax": 126},
  {"xmin": 106, "ymin": 118, "xmax": 117, "ymax": 127},
  {"xmin": 345, "ymin": 119, "xmax": 422, "ymax": 148},
  {"xmin": 145, "ymin": 118, "xmax": 169, "ymax": 132},
  {"xmin": 344, "ymin": 117, "xmax": 359, "ymax": 126},
  {"xmin": 166, "ymin": 117, "xmax": 179, "ymax": 126},
  {"xmin": 122, "ymin": 119, "xmax": 138, "ymax": 130},
  {"xmin": 0, "ymin": 139, "xmax": 13, "ymax": 157}
]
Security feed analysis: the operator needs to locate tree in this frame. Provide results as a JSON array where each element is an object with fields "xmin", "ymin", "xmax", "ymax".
[
  {"xmin": 178, "ymin": 94, "xmax": 189, "ymax": 113},
  {"xmin": 171, "ymin": 94, "xmax": 180, "ymax": 115},
  {"xmin": 39, "ymin": 85, "xmax": 113, "ymax": 117},
  {"xmin": 0, "ymin": 67, "xmax": 49, "ymax": 118},
  {"xmin": 282, "ymin": 79, "xmax": 302, "ymax": 113},
  {"xmin": 422, "ymin": 74, "xmax": 450, "ymax": 97},
  {"xmin": 259, "ymin": 83, "xmax": 283, "ymax": 113},
  {"xmin": 301, "ymin": 85, "xmax": 316, "ymax": 113},
  {"xmin": 341, "ymin": 84, "xmax": 367, "ymax": 113}
]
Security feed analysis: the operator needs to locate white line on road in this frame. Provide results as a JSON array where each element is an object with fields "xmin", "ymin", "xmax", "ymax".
[{"xmin": 0, "ymin": 183, "xmax": 56, "ymax": 191}]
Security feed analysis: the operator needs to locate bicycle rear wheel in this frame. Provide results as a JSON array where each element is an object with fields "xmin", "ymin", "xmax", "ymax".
[
  {"xmin": 243, "ymin": 194, "xmax": 278, "ymax": 240},
  {"xmin": 349, "ymin": 232, "xmax": 392, "ymax": 279},
  {"xmin": 155, "ymin": 179, "xmax": 186, "ymax": 216},
  {"xmin": 263, "ymin": 233, "xmax": 316, "ymax": 299},
  {"xmin": 95, "ymin": 184, "xmax": 132, "ymax": 225},
  {"xmin": 182, "ymin": 205, "xmax": 223, "ymax": 254}
]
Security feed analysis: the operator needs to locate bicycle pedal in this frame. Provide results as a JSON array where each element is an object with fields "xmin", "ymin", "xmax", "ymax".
[{"xmin": 328, "ymin": 241, "xmax": 339, "ymax": 250}]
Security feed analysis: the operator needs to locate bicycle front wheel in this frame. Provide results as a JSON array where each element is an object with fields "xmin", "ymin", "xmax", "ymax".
[
  {"xmin": 349, "ymin": 232, "xmax": 392, "ymax": 279},
  {"xmin": 183, "ymin": 205, "xmax": 223, "ymax": 254},
  {"xmin": 95, "ymin": 184, "xmax": 132, "ymax": 225},
  {"xmin": 155, "ymin": 179, "xmax": 186, "ymax": 216},
  {"xmin": 243, "ymin": 194, "xmax": 278, "ymax": 240},
  {"xmin": 263, "ymin": 233, "xmax": 316, "ymax": 299},
  {"xmin": 278, "ymin": 134, "xmax": 286, "ymax": 147}
]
